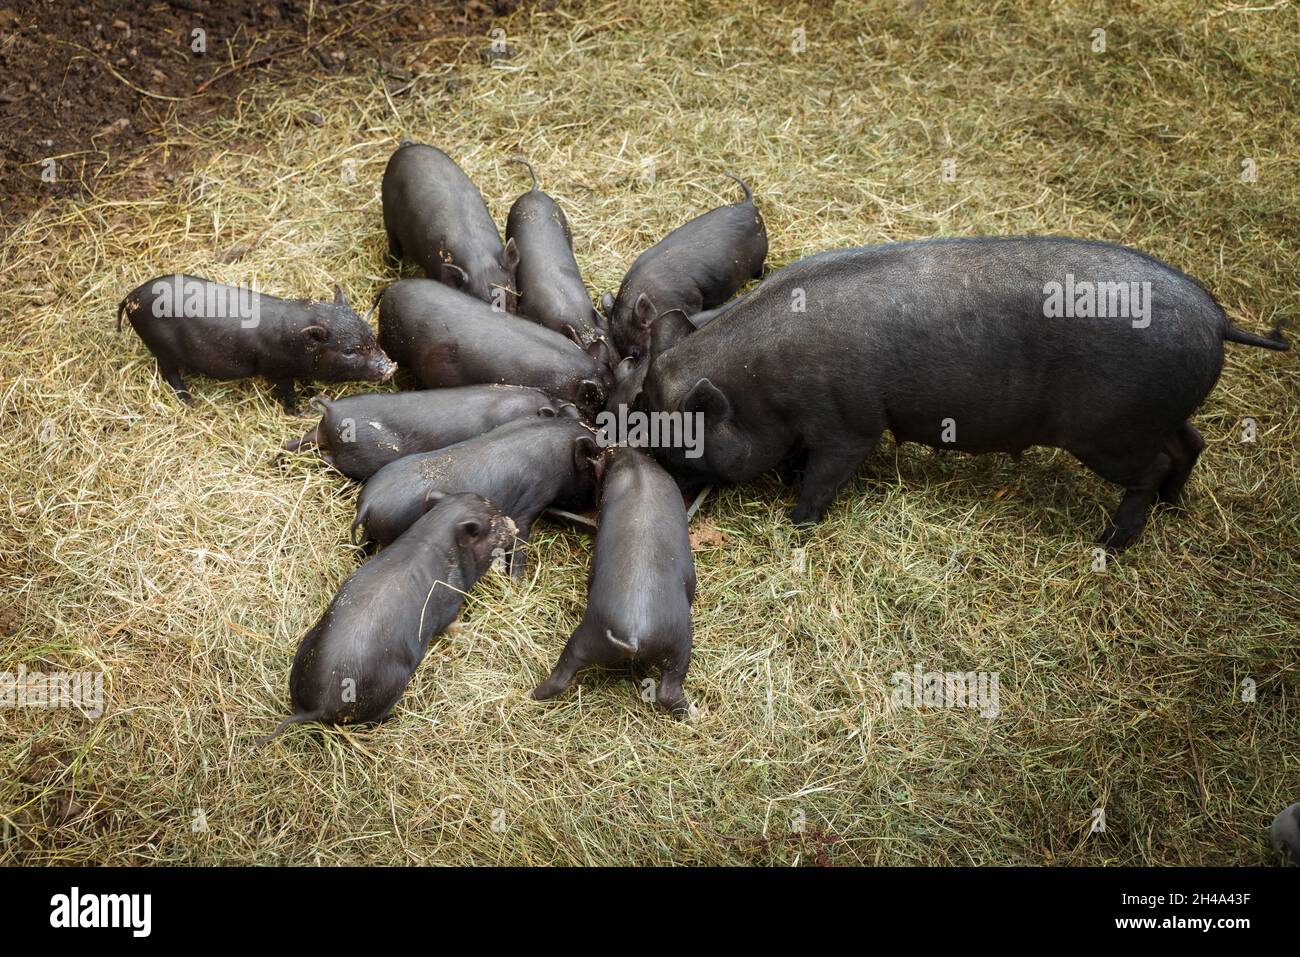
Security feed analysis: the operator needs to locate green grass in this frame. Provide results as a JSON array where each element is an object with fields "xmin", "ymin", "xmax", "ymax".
[{"xmin": 1, "ymin": 0, "xmax": 1296, "ymax": 864}]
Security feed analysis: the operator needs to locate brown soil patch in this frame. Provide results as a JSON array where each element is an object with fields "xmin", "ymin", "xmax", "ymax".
[{"xmin": 0, "ymin": 0, "xmax": 524, "ymax": 230}]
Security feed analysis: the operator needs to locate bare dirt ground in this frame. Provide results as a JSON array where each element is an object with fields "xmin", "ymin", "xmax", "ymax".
[{"xmin": 0, "ymin": 0, "xmax": 523, "ymax": 230}]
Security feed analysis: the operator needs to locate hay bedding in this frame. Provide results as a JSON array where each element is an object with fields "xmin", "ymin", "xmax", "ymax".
[{"xmin": 2, "ymin": 2, "xmax": 1297, "ymax": 865}]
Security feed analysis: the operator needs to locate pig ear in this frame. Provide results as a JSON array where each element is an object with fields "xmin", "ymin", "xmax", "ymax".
[
  {"xmin": 333, "ymin": 284, "xmax": 349, "ymax": 309},
  {"xmin": 633, "ymin": 292, "xmax": 657, "ymax": 329},
  {"xmin": 614, "ymin": 356, "xmax": 638, "ymax": 384},
  {"xmin": 573, "ymin": 434, "xmax": 600, "ymax": 472},
  {"xmin": 650, "ymin": 308, "xmax": 693, "ymax": 358},
  {"xmin": 576, "ymin": 379, "xmax": 603, "ymax": 411},
  {"xmin": 454, "ymin": 518, "xmax": 485, "ymax": 545},
  {"xmin": 424, "ymin": 489, "xmax": 447, "ymax": 509},
  {"xmin": 682, "ymin": 377, "xmax": 730, "ymax": 421},
  {"xmin": 500, "ymin": 237, "xmax": 520, "ymax": 273},
  {"xmin": 584, "ymin": 338, "xmax": 607, "ymax": 362},
  {"xmin": 600, "ymin": 291, "xmax": 616, "ymax": 317},
  {"xmin": 440, "ymin": 262, "xmax": 468, "ymax": 289},
  {"xmin": 302, "ymin": 324, "xmax": 330, "ymax": 342}
]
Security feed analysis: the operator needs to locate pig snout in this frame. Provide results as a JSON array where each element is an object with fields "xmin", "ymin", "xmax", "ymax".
[{"xmin": 369, "ymin": 350, "xmax": 398, "ymax": 381}]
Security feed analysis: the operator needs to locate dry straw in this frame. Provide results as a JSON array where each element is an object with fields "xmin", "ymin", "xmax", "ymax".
[{"xmin": 1, "ymin": 0, "xmax": 1296, "ymax": 864}]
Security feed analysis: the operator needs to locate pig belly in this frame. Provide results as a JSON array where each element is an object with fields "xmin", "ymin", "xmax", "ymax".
[
  {"xmin": 876, "ymin": 337, "xmax": 1222, "ymax": 457},
  {"xmin": 168, "ymin": 318, "xmax": 266, "ymax": 378},
  {"xmin": 131, "ymin": 305, "xmax": 261, "ymax": 379}
]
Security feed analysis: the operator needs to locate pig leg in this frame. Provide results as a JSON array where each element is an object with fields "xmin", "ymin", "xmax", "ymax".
[
  {"xmin": 508, "ymin": 519, "xmax": 532, "ymax": 581},
  {"xmin": 1089, "ymin": 450, "xmax": 1173, "ymax": 551},
  {"xmin": 159, "ymin": 361, "xmax": 193, "ymax": 405},
  {"xmin": 531, "ymin": 636, "xmax": 590, "ymax": 700},
  {"xmin": 1157, "ymin": 422, "xmax": 1204, "ymax": 505},
  {"xmin": 283, "ymin": 423, "xmax": 319, "ymax": 452},
  {"xmin": 790, "ymin": 435, "xmax": 879, "ymax": 525},
  {"xmin": 271, "ymin": 377, "xmax": 299, "ymax": 413},
  {"xmin": 385, "ymin": 226, "xmax": 402, "ymax": 261},
  {"xmin": 655, "ymin": 647, "xmax": 692, "ymax": 716}
]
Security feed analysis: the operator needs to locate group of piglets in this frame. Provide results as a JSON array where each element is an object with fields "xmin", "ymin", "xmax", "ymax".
[
  {"xmin": 118, "ymin": 140, "xmax": 768, "ymax": 740},
  {"xmin": 118, "ymin": 138, "xmax": 1289, "ymax": 743}
]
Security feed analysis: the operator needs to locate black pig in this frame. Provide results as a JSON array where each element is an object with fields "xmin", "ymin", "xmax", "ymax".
[
  {"xmin": 601, "ymin": 302, "xmax": 743, "ymax": 414},
  {"xmin": 603, "ymin": 173, "xmax": 767, "ymax": 359},
  {"xmin": 258, "ymin": 492, "xmax": 515, "ymax": 742},
  {"xmin": 378, "ymin": 278, "xmax": 611, "ymax": 416},
  {"xmin": 532, "ymin": 447, "xmax": 695, "ymax": 714},
  {"xmin": 505, "ymin": 158, "xmax": 614, "ymax": 364},
  {"xmin": 117, "ymin": 274, "xmax": 394, "ymax": 411},
  {"xmin": 352, "ymin": 417, "xmax": 601, "ymax": 576},
  {"xmin": 382, "ymin": 141, "xmax": 519, "ymax": 310},
  {"xmin": 1271, "ymin": 802, "xmax": 1300, "ymax": 865},
  {"xmin": 639, "ymin": 237, "xmax": 1289, "ymax": 550},
  {"xmin": 604, "ymin": 354, "xmax": 649, "ymax": 415},
  {"xmin": 284, "ymin": 385, "xmax": 576, "ymax": 481}
]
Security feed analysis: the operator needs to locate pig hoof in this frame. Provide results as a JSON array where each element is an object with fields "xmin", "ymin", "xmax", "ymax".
[
  {"xmin": 659, "ymin": 696, "xmax": 691, "ymax": 719},
  {"xmin": 788, "ymin": 504, "xmax": 823, "ymax": 527},
  {"xmin": 1155, "ymin": 488, "xmax": 1187, "ymax": 508},
  {"xmin": 530, "ymin": 681, "xmax": 562, "ymax": 701},
  {"xmin": 1096, "ymin": 526, "xmax": 1135, "ymax": 552}
]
